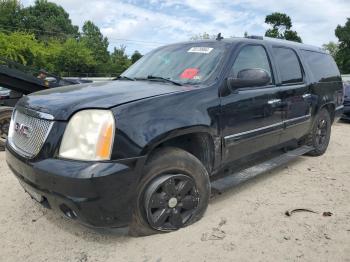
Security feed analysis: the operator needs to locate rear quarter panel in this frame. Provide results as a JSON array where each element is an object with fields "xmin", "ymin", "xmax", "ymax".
[{"xmin": 299, "ymin": 50, "xmax": 343, "ymax": 118}]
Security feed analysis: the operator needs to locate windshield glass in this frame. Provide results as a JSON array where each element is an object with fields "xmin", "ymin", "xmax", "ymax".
[{"xmin": 122, "ymin": 43, "xmax": 227, "ymax": 85}]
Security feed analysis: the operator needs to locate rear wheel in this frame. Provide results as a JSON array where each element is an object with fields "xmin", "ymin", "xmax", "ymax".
[
  {"xmin": 306, "ymin": 108, "xmax": 331, "ymax": 156},
  {"xmin": 129, "ymin": 147, "xmax": 210, "ymax": 236},
  {"xmin": 0, "ymin": 107, "xmax": 13, "ymax": 151}
]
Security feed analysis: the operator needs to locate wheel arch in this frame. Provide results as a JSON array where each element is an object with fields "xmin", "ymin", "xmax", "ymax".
[
  {"xmin": 141, "ymin": 127, "xmax": 218, "ymax": 174},
  {"xmin": 320, "ymin": 102, "xmax": 335, "ymax": 123}
]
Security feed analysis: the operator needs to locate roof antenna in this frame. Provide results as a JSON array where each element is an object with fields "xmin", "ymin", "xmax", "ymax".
[{"xmin": 216, "ymin": 33, "xmax": 224, "ymax": 41}]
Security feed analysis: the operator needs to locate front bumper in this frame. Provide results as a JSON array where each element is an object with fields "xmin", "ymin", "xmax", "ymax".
[{"xmin": 6, "ymin": 146, "xmax": 146, "ymax": 228}]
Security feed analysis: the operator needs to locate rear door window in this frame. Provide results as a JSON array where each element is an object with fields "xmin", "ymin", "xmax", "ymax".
[
  {"xmin": 301, "ymin": 50, "xmax": 340, "ymax": 82},
  {"xmin": 272, "ymin": 47, "xmax": 303, "ymax": 84}
]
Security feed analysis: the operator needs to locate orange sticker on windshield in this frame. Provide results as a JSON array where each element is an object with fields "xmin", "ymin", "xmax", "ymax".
[{"xmin": 180, "ymin": 68, "xmax": 199, "ymax": 79}]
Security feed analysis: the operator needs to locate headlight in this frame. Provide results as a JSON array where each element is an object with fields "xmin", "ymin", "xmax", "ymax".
[{"xmin": 59, "ymin": 110, "xmax": 115, "ymax": 161}]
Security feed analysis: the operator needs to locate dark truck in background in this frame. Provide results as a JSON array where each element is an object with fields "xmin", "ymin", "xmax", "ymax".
[
  {"xmin": 342, "ymin": 81, "xmax": 350, "ymax": 120},
  {"xmin": 5, "ymin": 37, "xmax": 343, "ymax": 236},
  {"xmin": 0, "ymin": 58, "xmax": 92, "ymax": 149}
]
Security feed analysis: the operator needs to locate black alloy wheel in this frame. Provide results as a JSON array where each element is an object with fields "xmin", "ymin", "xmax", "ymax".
[
  {"xmin": 315, "ymin": 118, "xmax": 328, "ymax": 148},
  {"xmin": 144, "ymin": 174, "xmax": 200, "ymax": 231},
  {"xmin": 306, "ymin": 108, "xmax": 331, "ymax": 156}
]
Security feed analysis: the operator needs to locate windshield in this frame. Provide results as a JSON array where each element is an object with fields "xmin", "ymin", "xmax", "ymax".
[{"xmin": 122, "ymin": 43, "xmax": 227, "ymax": 85}]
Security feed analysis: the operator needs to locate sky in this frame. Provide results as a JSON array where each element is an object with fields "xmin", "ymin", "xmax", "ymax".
[{"xmin": 22, "ymin": 0, "xmax": 350, "ymax": 55}]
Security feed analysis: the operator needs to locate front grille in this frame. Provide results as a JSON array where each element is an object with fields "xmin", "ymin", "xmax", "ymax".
[{"xmin": 8, "ymin": 110, "xmax": 53, "ymax": 158}]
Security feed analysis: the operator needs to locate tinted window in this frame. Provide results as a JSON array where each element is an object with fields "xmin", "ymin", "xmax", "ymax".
[
  {"xmin": 231, "ymin": 45, "xmax": 273, "ymax": 84},
  {"xmin": 301, "ymin": 50, "xmax": 340, "ymax": 82},
  {"xmin": 273, "ymin": 47, "xmax": 303, "ymax": 84}
]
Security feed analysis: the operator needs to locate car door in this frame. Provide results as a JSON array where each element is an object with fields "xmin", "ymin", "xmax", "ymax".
[
  {"xmin": 220, "ymin": 44, "xmax": 284, "ymax": 164},
  {"xmin": 270, "ymin": 46, "xmax": 312, "ymax": 143}
]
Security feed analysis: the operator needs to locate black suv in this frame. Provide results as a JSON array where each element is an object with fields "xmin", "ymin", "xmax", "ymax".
[
  {"xmin": 342, "ymin": 81, "xmax": 350, "ymax": 120},
  {"xmin": 6, "ymin": 37, "xmax": 343, "ymax": 236}
]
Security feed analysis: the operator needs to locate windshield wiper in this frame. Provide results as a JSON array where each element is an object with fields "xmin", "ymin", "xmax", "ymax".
[
  {"xmin": 115, "ymin": 75, "xmax": 135, "ymax": 81},
  {"xmin": 145, "ymin": 75, "xmax": 183, "ymax": 86}
]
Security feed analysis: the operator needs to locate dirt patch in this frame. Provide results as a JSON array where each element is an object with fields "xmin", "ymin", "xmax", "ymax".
[{"xmin": 0, "ymin": 122, "xmax": 349, "ymax": 262}]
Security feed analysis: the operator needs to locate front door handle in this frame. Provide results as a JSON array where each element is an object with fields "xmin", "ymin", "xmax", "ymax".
[
  {"xmin": 302, "ymin": 93, "xmax": 311, "ymax": 99},
  {"xmin": 268, "ymin": 99, "xmax": 282, "ymax": 105}
]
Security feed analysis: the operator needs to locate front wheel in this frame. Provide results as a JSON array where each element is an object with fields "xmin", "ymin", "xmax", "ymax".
[
  {"xmin": 0, "ymin": 107, "xmax": 13, "ymax": 151},
  {"xmin": 129, "ymin": 147, "xmax": 210, "ymax": 236},
  {"xmin": 306, "ymin": 108, "xmax": 332, "ymax": 156}
]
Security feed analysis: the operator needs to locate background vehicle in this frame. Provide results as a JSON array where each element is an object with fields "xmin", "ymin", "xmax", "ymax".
[
  {"xmin": 6, "ymin": 37, "xmax": 344, "ymax": 236},
  {"xmin": 342, "ymin": 81, "xmax": 350, "ymax": 121},
  {"xmin": 0, "ymin": 58, "xmax": 92, "ymax": 149},
  {"xmin": 0, "ymin": 87, "xmax": 22, "ymax": 107}
]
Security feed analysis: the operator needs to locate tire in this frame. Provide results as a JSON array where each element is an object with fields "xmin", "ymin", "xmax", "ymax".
[
  {"xmin": 129, "ymin": 147, "xmax": 210, "ymax": 236},
  {"xmin": 306, "ymin": 108, "xmax": 332, "ymax": 156},
  {"xmin": 0, "ymin": 107, "xmax": 13, "ymax": 151}
]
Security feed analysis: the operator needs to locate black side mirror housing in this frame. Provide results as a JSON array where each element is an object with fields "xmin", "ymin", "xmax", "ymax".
[{"xmin": 227, "ymin": 68, "xmax": 271, "ymax": 90}]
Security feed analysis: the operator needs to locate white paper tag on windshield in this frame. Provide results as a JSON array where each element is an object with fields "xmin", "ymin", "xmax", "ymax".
[{"xmin": 188, "ymin": 47, "xmax": 213, "ymax": 54}]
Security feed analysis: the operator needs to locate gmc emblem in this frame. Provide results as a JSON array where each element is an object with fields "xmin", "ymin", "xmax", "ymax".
[{"xmin": 14, "ymin": 123, "xmax": 31, "ymax": 138}]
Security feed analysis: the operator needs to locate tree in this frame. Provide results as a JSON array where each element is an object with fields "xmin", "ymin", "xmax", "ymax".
[
  {"xmin": 20, "ymin": 0, "xmax": 79, "ymax": 41},
  {"xmin": 322, "ymin": 42, "xmax": 339, "ymax": 58},
  {"xmin": 265, "ymin": 12, "xmax": 302, "ymax": 43},
  {"xmin": 0, "ymin": 1, "xmax": 139, "ymax": 77},
  {"xmin": 131, "ymin": 50, "xmax": 142, "ymax": 64},
  {"xmin": 81, "ymin": 21, "xmax": 109, "ymax": 65},
  {"xmin": 335, "ymin": 18, "xmax": 350, "ymax": 74},
  {"xmin": 0, "ymin": 0, "xmax": 23, "ymax": 31},
  {"xmin": 0, "ymin": 31, "xmax": 96, "ymax": 75},
  {"xmin": 110, "ymin": 46, "xmax": 131, "ymax": 75},
  {"xmin": 55, "ymin": 38, "xmax": 96, "ymax": 76},
  {"xmin": 0, "ymin": 31, "xmax": 45, "ymax": 65}
]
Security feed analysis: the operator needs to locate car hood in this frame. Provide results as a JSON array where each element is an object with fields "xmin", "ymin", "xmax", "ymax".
[{"xmin": 17, "ymin": 80, "xmax": 191, "ymax": 120}]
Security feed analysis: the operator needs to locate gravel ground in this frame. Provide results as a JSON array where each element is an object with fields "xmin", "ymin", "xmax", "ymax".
[{"xmin": 0, "ymin": 122, "xmax": 349, "ymax": 262}]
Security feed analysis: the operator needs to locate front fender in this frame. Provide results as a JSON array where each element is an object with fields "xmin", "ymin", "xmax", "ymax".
[{"xmin": 111, "ymin": 87, "xmax": 220, "ymax": 160}]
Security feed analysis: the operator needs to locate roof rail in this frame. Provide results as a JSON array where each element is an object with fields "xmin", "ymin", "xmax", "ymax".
[
  {"xmin": 245, "ymin": 35, "xmax": 263, "ymax": 40},
  {"xmin": 243, "ymin": 36, "xmax": 324, "ymax": 51}
]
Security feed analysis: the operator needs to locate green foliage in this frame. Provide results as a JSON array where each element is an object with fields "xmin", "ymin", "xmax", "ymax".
[
  {"xmin": 0, "ymin": 31, "xmax": 96, "ymax": 76},
  {"xmin": 55, "ymin": 38, "xmax": 96, "ymax": 76},
  {"xmin": 131, "ymin": 50, "xmax": 142, "ymax": 64},
  {"xmin": 0, "ymin": 31, "xmax": 43, "ymax": 65},
  {"xmin": 20, "ymin": 0, "xmax": 79, "ymax": 41},
  {"xmin": 109, "ymin": 46, "xmax": 131, "ymax": 75},
  {"xmin": 265, "ymin": 12, "xmax": 302, "ymax": 43},
  {"xmin": 80, "ymin": 21, "xmax": 109, "ymax": 74},
  {"xmin": 0, "ymin": 0, "xmax": 23, "ymax": 31},
  {"xmin": 335, "ymin": 18, "xmax": 350, "ymax": 74},
  {"xmin": 0, "ymin": 0, "xmax": 142, "ymax": 76},
  {"xmin": 322, "ymin": 42, "xmax": 339, "ymax": 58}
]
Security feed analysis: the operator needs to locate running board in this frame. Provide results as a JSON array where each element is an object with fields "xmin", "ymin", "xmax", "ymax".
[{"xmin": 211, "ymin": 145, "xmax": 314, "ymax": 193}]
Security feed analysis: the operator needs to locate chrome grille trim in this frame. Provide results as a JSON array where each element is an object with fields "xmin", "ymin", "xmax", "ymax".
[
  {"xmin": 16, "ymin": 106, "xmax": 55, "ymax": 120},
  {"xmin": 8, "ymin": 109, "xmax": 54, "ymax": 158}
]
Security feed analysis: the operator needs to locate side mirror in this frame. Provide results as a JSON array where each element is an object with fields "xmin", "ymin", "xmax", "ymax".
[{"xmin": 227, "ymin": 68, "xmax": 271, "ymax": 90}]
